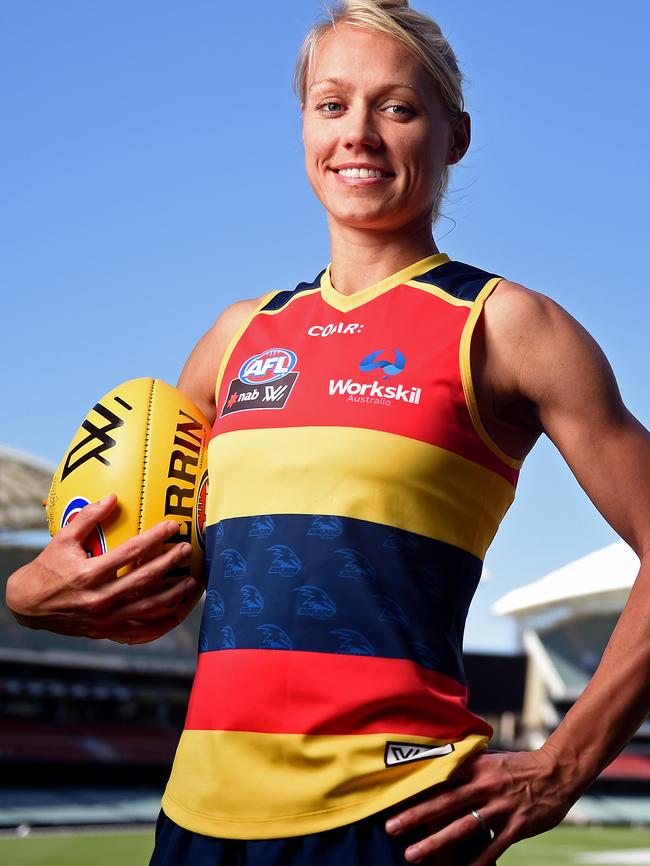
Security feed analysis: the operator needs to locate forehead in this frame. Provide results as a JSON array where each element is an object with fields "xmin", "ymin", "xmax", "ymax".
[{"xmin": 308, "ymin": 23, "xmax": 436, "ymax": 99}]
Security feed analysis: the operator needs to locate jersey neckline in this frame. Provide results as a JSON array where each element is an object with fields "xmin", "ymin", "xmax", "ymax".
[{"xmin": 320, "ymin": 252, "xmax": 450, "ymax": 312}]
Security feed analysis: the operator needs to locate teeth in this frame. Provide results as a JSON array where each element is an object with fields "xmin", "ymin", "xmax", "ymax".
[{"xmin": 337, "ymin": 167, "xmax": 389, "ymax": 178}]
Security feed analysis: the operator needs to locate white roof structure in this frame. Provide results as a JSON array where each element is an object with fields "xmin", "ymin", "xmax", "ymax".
[
  {"xmin": 493, "ymin": 540, "xmax": 639, "ymax": 618},
  {"xmin": 0, "ymin": 445, "xmax": 55, "ymax": 532}
]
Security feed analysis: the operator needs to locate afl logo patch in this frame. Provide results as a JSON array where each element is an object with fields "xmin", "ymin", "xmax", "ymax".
[
  {"xmin": 195, "ymin": 469, "xmax": 208, "ymax": 551},
  {"xmin": 61, "ymin": 496, "xmax": 107, "ymax": 558},
  {"xmin": 221, "ymin": 347, "xmax": 299, "ymax": 417},
  {"xmin": 239, "ymin": 349, "xmax": 297, "ymax": 384}
]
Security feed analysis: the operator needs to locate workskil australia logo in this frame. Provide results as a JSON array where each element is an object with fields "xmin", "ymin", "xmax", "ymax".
[
  {"xmin": 221, "ymin": 348, "xmax": 299, "ymax": 417},
  {"xmin": 329, "ymin": 348, "xmax": 422, "ymax": 406}
]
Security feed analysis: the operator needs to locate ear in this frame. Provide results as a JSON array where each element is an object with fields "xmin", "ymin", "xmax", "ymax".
[{"xmin": 447, "ymin": 111, "xmax": 471, "ymax": 165}]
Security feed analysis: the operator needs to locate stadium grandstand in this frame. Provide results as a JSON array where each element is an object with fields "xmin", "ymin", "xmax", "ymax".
[
  {"xmin": 495, "ymin": 541, "xmax": 650, "ymax": 825},
  {"xmin": 0, "ymin": 444, "xmax": 527, "ymax": 831}
]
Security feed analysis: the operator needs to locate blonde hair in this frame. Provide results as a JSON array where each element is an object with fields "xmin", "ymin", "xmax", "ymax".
[{"xmin": 293, "ymin": 0, "xmax": 465, "ymax": 227}]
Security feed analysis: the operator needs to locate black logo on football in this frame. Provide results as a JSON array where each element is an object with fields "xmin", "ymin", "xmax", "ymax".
[{"xmin": 61, "ymin": 396, "xmax": 132, "ymax": 480}]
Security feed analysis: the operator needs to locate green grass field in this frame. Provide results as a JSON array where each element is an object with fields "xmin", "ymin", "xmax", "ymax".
[{"xmin": 1, "ymin": 825, "xmax": 650, "ymax": 865}]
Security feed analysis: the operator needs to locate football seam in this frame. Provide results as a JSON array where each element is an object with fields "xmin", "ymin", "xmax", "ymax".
[{"xmin": 139, "ymin": 378, "xmax": 156, "ymax": 535}]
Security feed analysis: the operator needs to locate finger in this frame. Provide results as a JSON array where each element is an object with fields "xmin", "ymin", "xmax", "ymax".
[
  {"xmin": 72, "ymin": 540, "xmax": 192, "ymax": 617},
  {"xmin": 109, "ymin": 542, "xmax": 193, "ymax": 601},
  {"xmin": 137, "ymin": 537, "xmax": 164, "ymax": 567},
  {"xmin": 90, "ymin": 520, "xmax": 183, "ymax": 576},
  {"xmin": 60, "ymin": 494, "xmax": 118, "ymax": 544},
  {"xmin": 114, "ymin": 576, "xmax": 197, "ymax": 622},
  {"xmin": 103, "ymin": 616, "xmax": 182, "ymax": 644},
  {"xmin": 467, "ymin": 828, "xmax": 513, "ymax": 866},
  {"xmin": 402, "ymin": 812, "xmax": 492, "ymax": 864},
  {"xmin": 386, "ymin": 786, "xmax": 476, "ymax": 835}
]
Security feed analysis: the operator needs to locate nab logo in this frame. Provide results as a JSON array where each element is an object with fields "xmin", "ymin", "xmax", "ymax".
[
  {"xmin": 239, "ymin": 349, "xmax": 297, "ymax": 384},
  {"xmin": 61, "ymin": 497, "xmax": 107, "ymax": 558},
  {"xmin": 221, "ymin": 348, "xmax": 300, "ymax": 417},
  {"xmin": 384, "ymin": 741, "xmax": 455, "ymax": 767},
  {"xmin": 359, "ymin": 348, "xmax": 406, "ymax": 379}
]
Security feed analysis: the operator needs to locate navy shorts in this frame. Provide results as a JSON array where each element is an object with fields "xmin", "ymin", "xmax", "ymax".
[{"xmin": 150, "ymin": 807, "xmax": 494, "ymax": 865}]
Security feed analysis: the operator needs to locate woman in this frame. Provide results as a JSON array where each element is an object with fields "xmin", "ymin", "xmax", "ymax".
[{"xmin": 7, "ymin": 1, "xmax": 650, "ymax": 864}]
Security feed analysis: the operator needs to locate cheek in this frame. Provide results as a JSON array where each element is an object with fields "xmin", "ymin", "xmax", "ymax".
[
  {"xmin": 410, "ymin": 136, "xmax": 445, "ymax": 189},
  {"xmin": 302, "ymin": 125, "xmax": 331, "ymax": 177}
]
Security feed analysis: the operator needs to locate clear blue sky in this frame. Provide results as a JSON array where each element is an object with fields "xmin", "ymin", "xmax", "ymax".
[{"xmin": 2, "ymin": 1, "xmax": 649, "ymax": 652}]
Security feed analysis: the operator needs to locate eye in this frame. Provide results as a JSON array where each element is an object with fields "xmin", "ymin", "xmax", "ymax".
[
  {"xmin": 317, "ymin": 100, "xmax": 344, "ymax": 115},
  {"xmin": 385, "ymin": 104, "xmax": 416, "ymax": 118},
  {"xmin": 385, "ymin": 102, "xmax": 417, "ymax": 120}
]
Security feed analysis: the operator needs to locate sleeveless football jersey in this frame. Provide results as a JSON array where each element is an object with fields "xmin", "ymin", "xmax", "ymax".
[{"xmin": 161, "ymin": 253, "xmax": 524, "ymax": 839}]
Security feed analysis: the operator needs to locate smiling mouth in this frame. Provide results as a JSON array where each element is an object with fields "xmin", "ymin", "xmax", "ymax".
[{"xmin": 334, "ymin": 167, "xmax": 394, "ymax": 179}]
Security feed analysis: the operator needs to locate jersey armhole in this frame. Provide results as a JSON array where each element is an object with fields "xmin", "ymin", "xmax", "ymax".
[
  {"xmin": 213, "ymin": 290, "xmax": 280, "ymax": 407},
  {"xmin": 459, "ymin": 277, "xmax": 524, "ymax": 471}
]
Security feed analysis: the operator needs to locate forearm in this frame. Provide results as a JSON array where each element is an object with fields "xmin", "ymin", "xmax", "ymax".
[{"xmin": 541, "ymin": 554, "xmax": 650, "ymax": 797}]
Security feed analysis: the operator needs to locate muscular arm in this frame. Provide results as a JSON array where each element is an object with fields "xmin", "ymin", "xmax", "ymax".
[
  {"xmin": 505, "ymin": 283, "xmax": 650, "ymax": 788},
  {"xmin": 387, "ymin": 281, "xmax": 650, "ymax": 864}
]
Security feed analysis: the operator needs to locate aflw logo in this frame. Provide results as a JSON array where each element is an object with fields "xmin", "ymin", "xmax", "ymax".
[{"xmin": 384, "ymin": 741, "xmax": 454, "ymax": 767}]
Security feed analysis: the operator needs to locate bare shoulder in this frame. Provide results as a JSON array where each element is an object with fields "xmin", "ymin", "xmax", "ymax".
[
  {"xmin": 482, "ymin": 278, "xmax": 626, "ymax": 436},
  {"xmin": 177, "ymin": 294, "xmax": 267, "ymax": 423},
  {"xmin": 483, "ymin": 277, "xmax": 571, "ymax": 351}
]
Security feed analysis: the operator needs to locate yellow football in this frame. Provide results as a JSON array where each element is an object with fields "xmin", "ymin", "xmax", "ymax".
[{"xmin": 46, "ymin": 378, "xmax": 210, "ymax": 582}]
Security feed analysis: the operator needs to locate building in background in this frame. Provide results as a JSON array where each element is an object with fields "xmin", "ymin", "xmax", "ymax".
[{"xmin": 495, "ymin": 541, "xmax": 650, "ymax": 824}]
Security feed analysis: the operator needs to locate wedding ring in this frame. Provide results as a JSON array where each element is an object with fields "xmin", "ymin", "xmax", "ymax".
[{"xmin": 471, "ymin": 809, "xmax": 488, "ymax": 833}]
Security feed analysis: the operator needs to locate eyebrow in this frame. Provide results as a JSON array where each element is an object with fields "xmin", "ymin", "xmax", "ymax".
[{"xmin": 308, "ymin": 77, "xmax": 420, "ymax": 94}]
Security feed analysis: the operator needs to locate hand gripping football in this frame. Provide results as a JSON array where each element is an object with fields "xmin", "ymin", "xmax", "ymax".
[{"xmin": 46, "ymin": 378, "xmax": 210, "ymax": 582}]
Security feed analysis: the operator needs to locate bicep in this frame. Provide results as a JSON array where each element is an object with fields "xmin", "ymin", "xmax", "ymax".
[
  {"xmin": 518, "ymin": 293, "xmax": 650, "ymax": 557},
  {"xmin": 176, "ymin": 295, "xmax": 265, "ymax": 425},
  {"xmin": 176, "ymin": 326, "xmax": 221, "ymax": 423}
]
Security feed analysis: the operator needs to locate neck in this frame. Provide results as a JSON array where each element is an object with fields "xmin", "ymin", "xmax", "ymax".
[{"xmin": 327, "ymin": 214, "xmax": 439, "ymax": 296}]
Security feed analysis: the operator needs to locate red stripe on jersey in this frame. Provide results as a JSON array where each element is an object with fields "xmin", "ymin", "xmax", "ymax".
[
  {"xmin": 213, "ymin": 284, "xmax": 518, "ymax": 486},
  {"xmin": 184, "ymin": 649, "xmax": 493, "ymax": 741}
]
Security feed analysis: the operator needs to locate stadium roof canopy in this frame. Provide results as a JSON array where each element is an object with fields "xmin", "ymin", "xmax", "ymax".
[
  {"xmin": 0, "ymin": 444, "xmax": 55, "ymax": 532},
  {"xmin": 493, "ymin": 540, "xmax": 639, "ymax": 618}
]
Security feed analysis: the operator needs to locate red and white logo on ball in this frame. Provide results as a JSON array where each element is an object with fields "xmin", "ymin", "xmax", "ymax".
[
  {"xmin": 61, "ymin": 496, "xmax": 107, "ymax": 558},
  {"xmin": 195, "ymin": 470, "xmax": 209, "ymax": 551}
]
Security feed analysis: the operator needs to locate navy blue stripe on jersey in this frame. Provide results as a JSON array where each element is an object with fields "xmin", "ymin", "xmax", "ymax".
[
  {"xmin": 413, "ymin": 260, "xmax": 500, "ymax": 302},
  {"xmin": 200, "ymin": 514, "xmax": 482, "ymax": 684},
  {"xmin": 261, "ymin": 270, "xmax": 327, "ymax": 312}
]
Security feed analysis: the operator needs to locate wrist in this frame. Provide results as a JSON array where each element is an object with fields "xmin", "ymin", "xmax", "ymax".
[{"xmin": 538, "ymin": 738, "xmax": 596, "ymax": 802}]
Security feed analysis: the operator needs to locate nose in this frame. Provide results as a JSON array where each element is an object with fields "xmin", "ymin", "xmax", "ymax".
[{"xmin": 342, "ymin": 102, "xmax": 382, "ymax": 151}]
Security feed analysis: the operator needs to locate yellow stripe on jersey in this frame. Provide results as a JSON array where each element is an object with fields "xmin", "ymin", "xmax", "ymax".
[
  {"xmin": 206, "ymin": 426, "xmax": 515, "ymax": 560},
  {"xmin": 459, "ymin": 278, "xmax": 525, "ymax": 471},
  {"xmin": 319, "ymin": 253, "xmax": 450, "ymax": 313},
  {"xmin": 162, "ymin": 729, "xmax": 488, "ymax": 839}
]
